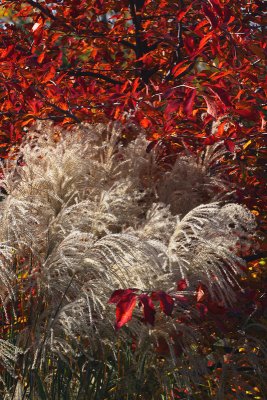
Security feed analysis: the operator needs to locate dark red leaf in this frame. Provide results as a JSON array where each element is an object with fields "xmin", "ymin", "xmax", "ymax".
[
  {"xmin": 175, "ymin": 295, "xmax": 189, "ymax": 303},
  {"xmin": 224, "ymin": 139, "xmax": 235, "ymax": 152},
  {"xmin": 223, "ymin": 5, "xmax": 232, "ymax": 23},
  {"xmin": 151, "ymin": 291, "xmax": 174, "ymax": 316},
  {"xmin": 177, "ymin": 279, "xmax": 188, "ymax": 291},
  {"xmin": 196, "ymin": 303, "xmax": 208, "ymax": 317},
  {"xmin": 209, "ymin": 86, "xmax": 232, "ymax": 108},
  {"xmin": 184, "ymin": 89, "xmax": 196, "ymax": 116},
  {"xmin": 108, "ymin": 288, "xmax": 138, "ymax": 304},
  {"xmin": 203, "ymin": 94, "xmax": 218, "ymax": 118},
  {"xmin": 165, "ymin": 101, "xmax": 180, "ymax": 115},
  {"xmin": 139, "ymin": 294, "xmax": 156, "ymax": 325},
  {"xmin": 202, "ymin": 5, "xmax": 218, "ymax": 28},
  {"xmin": 208, "ymin": 301, "xmax": 226, "ymax": 314},
  {"xmin": 158, "ymin": 292, "xmax": 174, "ymax": 316},
  {"xmin": 208, "ymin": 0, "xmax": 223, "ymax": 17}
]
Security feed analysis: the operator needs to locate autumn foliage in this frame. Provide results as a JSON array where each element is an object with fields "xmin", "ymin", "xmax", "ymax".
[
  {"xmin": 0, "ymin": 1, "xmax": 265, "ymax": 141},
  {"xmin": 0, "ymin": 0, "xmax": 265, "ymax": 211},
  {"xmin": 0, "ymin": 0, "xmax": 266, "ymax": 398}
]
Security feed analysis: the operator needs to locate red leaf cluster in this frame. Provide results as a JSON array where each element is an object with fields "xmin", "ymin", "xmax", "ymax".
[
  {"xmin": 108, "ymin": 289, "xmax": 174, "ymax": 330},
  {"xmin": 0, "ymin": 0, "xmax": 264, "ymax": 155}
]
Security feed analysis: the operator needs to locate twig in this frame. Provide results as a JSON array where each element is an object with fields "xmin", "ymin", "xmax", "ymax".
[
  {"xmin": 67, "ymin": 70, "xmax": 123, "ymax": 85},
  {"xmin": 34, "ymin": 87, "xmax": 81, "ymax": 123}
]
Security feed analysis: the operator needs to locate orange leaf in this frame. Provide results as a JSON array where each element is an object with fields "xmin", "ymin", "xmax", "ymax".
[
  {"xmin": 132, "ymin": 77, "xmax": 140, "ymax": 93},
  {"xmin": 177, "ymin": 3, "xmax": 193, "ymax": 21},
  {"xmin": 37, "ymin": 52, "xmax": 45, "ymax": 64},
  {"xmin": 114, "ymin": 107, "xmax": 120, "ymax": 119},
  {"xmin": 140, "ymin": 117, "xmax": 151, "ymax": 128},
  {"xmin": 21, "ymin": 118, "xmax": 35, "ymax": 127},
  {"xmin": 172, "ymin": 63, "xmax": 189, "ymax": 78},
  {"xmin": 42, "ymin": 65, "xmax": 56, "ymax": 83},
  {"xmin": 115, "ymin": 293, "xmax": 137, "ymax": 330}
]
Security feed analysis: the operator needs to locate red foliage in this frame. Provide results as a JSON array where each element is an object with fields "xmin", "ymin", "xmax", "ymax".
[
  {"xmin": 108, "ymin": 290, "xmax": 175, "ymax": 329},
  {"xmin": 0, "ymin": 0, "xmax": 265, "ymax": 219},
  {"xmin": 0, "ymin": 0, "xmax": 265, "ymax": 153},
  {"xmin": 151, "ymin": 291, "xmax": 174, "ymax": 316}
]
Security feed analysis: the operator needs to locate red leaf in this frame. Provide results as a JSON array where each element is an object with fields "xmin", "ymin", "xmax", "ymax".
[
  {"xmin": 37, "ymin": 52, "xmax": 45, "ymax": 64},
  {"xmin": 140, "ymin": 117, "xmax": 151, "ymax": 128},
  {"xmin": 203, "ymin": 95, "xmax": 218, "ymax": 118},
  {"xmin": 235, "ymin": 107, "xmax": 259, "ymax": 121},
  {"xmin": 132, "ymin": 78, "xmax": 140, "ymax": 93},
  {"xmin": 184, "ymin": 89, "xmax": 196, "ymax": 116},
  {"xmin": 140, "ymin": 54, "xmax": 154, "ymax": 67},
  {"xmin": 0, "ymin": 45, "xmax": 14, "ymax": 61},
  {"xmin": 158, "ymin": 292, "xmax": 174, "ymax": 316},
  {"xmin": 165, "ymin": 101, "xmax": 180, "ymax": 115},
  {"xmin": 42, "ymin": 65, "xmax": 56, "ymax": 83},
  {"xmin": 198, "ymin": 31, "xmax": 213, "ymax": 52},
  {"xmin": 209, "ymin": 86, "xmax": 232, "ymax": 108},
  {"xmin": 203, "ymin": 5, "xmax": 218, "ymax": 28},
  {"xmin": 108, "ymin": 288, "xmax": 138, "ymax": 304},
  {"xmin": 177, "ymin": 3, "xmax": 193, "ymax": 21},
  {"xmin": 172, "ymin": 62, "xmax": 190, "ymax": 78},
  {"xmin": 196, "ymin": 303, "xmax": 208, "ymax": 317},
  {"xmin": 217, "ymin": 121, "xmax": 226, "ymax": 137},
  {"xmin": 224, "ymin": 139, "xmax": 235, "ymax": 152},
  {"xmin": 139, "ymin": 294, "xmax": 156, "ymax": 325},
  {"xmin": 208, "ymin": 0, "xmax": 223, "ymax": 17},
  {"xmin": 177, "ymin": 279, "xmax": 188, "ymax": 291},
  {"xmin": 115, "ymin": 293, "xmax": 137, "ymax": 330}
]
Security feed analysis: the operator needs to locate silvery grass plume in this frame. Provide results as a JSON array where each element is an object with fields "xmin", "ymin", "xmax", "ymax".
[{"xmin": 0, "ymin": 122, "xmax": 260, "ymax": 398}]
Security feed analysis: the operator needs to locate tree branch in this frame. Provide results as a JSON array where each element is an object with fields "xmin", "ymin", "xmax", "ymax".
[
  {"xmin": 244, "ymin": 251, "xmax": 267, "ymax": 262},
  {"xmin": 34, "ymin": 87, "xmax": 81, "ymax": 123},
  {"xmin": 25, "ymin": 0, "xmax": 57, "ymax": 20},
  {"xmin": 67, "ymin": 70, "xmax": 123, "ymax": 85}
]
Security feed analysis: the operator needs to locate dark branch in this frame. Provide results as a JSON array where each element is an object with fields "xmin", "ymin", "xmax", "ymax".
[
  {"xmin": 129, "ymin": 0, "xmax": 158, "ymax": 83},
  {"xmin": 244, "ymin": 251, "xmax": 267, "ymax": 262},
  {"xmin": 120, "ymin": 40, "xmax": 136, "ymax": 51},
  {"xmin": 34, "ymin": 87, "xmax": 81, "ymax": 123},
  {"xmin": 25, "ymin": 0, "xmax": 57, "ymax": 20},
  {"xmin": 67, "ymin": 70, "xmax": 123, "ymax": 85}
]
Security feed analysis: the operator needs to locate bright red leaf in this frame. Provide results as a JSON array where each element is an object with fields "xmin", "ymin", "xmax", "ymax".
[{"xmin": 115, "ymin": 292, "xmax": 137, "ymax": 330}]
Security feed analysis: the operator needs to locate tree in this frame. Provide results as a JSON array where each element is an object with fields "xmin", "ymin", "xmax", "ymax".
[
  {"xmin": 0, "ymin": 1, "xmax": 265, "ymax": 142},
  {"xmin": 0, "ymin": 0, "xmax": 266, "ymax": 398},
  {"xmin": 0, "ymin": 0, "xmax": 265, "ymax": 213}
]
